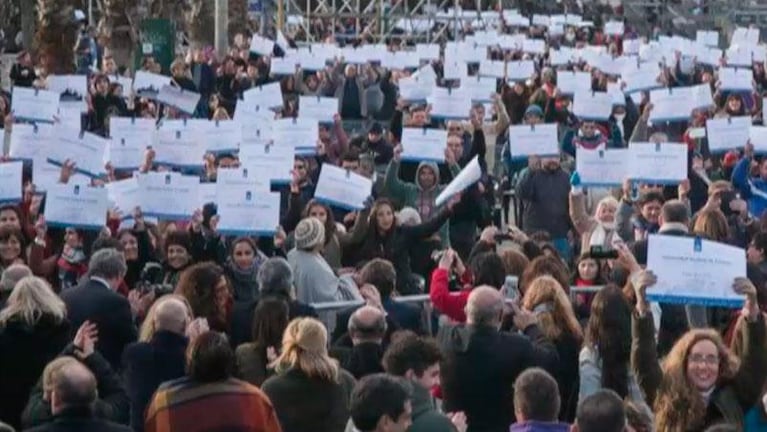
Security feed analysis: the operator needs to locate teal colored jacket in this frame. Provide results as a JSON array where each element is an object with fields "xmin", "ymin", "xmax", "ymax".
[
  {"xmin": 383, "ymin": 159, "xmax": 461, "ymax": 247},
  {"xmin": 408, "ymin": 382, "xmax": 457, "ymax": 432}
]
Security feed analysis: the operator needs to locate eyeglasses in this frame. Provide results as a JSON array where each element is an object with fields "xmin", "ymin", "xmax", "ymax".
[{"xmin": 688, "ymin": 354, "xmax": 720, "ymax": 366}]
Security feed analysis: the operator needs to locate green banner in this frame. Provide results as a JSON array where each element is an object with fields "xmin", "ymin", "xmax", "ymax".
[{"xmin": 134, "ymin": 19, "xmax": 175, "ymax": 75}]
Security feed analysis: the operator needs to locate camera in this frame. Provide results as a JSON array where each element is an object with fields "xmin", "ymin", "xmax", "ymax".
[
  {"xmin": 136, "ymin": 262, "xmax": 174, "ymax": 297},
  {"xmin": 589, "ymin": 245, "xmax": 619, "ymax": 260}
]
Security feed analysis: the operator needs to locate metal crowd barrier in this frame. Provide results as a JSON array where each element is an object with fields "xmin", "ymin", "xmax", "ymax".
[{"xmin": 311, "ymin": 287, "xmax": 606, "ymax": 335}]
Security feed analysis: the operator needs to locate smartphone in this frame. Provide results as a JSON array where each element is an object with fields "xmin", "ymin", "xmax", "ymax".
[
  {"xmin": 503, "ymin": 276, "xmax": 520, "ymax": 302},
  {"xmin": 630, "ymin": 181, "xmax": 640, "ymax": 202},
  {"xmin": 589, "ymin": 245, "xmax": 619, "ymax": 259}
]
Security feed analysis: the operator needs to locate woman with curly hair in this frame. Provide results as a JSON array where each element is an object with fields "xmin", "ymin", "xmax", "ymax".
[
  {"xmin": 522, "ymin": 275, "xmax": 583, "ymax": 421},
  {"xmin": 261, "ymin": 317, "xmax": 355, "ymax": 432},
  {"xmin": 174, "ymin": 262, "xmax": 232, "ymax": 333},
  {"xmin": 631, "ymin": 271, "xmax": 767, "ymax": 431},
  {"xmin": 579, "ymin": 284, "xmax": 651, "ymax": 416}
]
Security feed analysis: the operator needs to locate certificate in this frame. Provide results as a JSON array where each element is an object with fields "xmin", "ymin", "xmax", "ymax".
[
  {"xmin": 401, "ymin": 128, "xmax": 447, "ymax": 162},
  {"xmin": 314, "ymin": 164, "xmax": 373, "ymax": 210},
  {"xmin": 398, "ymin": 76, "xmax": 432, "ymax": 101},
  {"xmin": 133, "ymin": 71, "xmax": 171, "ymax": 99},
  {"xmin": 198, "ymin": 182, "xmax": 217, "ymax": 208},
  {"xmin": 48, "ymin": 127, "xmax": 108, "ymax": 178},
  {"xmin": 44, "ymin": 183, "xmax": 108, "ymax": 230},
  {"xmin": 604, "ymin": 21, "xmax": 624, "ymax": 36},
  {"xmin": 507, "ymin": 123, "xmax": 559, "ymax": 159},
  {"xmin": 105, "ymin": 177, "xmax": 140, "ymax": 219},
  {"xmin": 436, "ymin": 156, "xmax": 481, "ymax": 206},
  {"xmin": 216, "ymin": 187, "xmax": 281, "ymax": 236},
  {"xmin": 416, "ymin": 44, "xmax": 440, "ymax": 60},
  {"xmin": 298, "ymin": 96, "xmax": 338, "ymax": 123},
  {"xmin": 47, "ymin": 74, "xmax": 87, "ymax": 111},
  {"xmin": 649, "ymin": 87, "xmax": 692, "ymax": 122},
  {"xmin": 238, "ymin": 143, "xmax": 295, "ymax": 185},
  {"xmin": 719, "ymin": 68, "xmax": 753, "ymax": 91},
  {"xmin": 241, "ymin": 82, "xmax": 284, "ymax": 109},
  {"xmin": 479, "ymin": 60, "xmax": 505, "ymax": 78},
  {"xmin": 572, "ymin": 92, "xmax": 613, "ymax": 121},
  {"xmin": 199, "ymin": 120, "xmax": 243, "ymax": 153},
  {"xmin": 270, "ymin": 56, "xmax": 299, "ymax": 75},
  {"xmin": 138, "ymin": 172, "xmax": 200, "ymax": 220},
  {"xmin": 549, "ymin": 49, "xmax": 574, "ymax": 66},
  {"xmin": 216, "ymin": 167, "xmax": 270, "ymax": 192},
  {"xmin": 443, "ymin": 61, "xmax": 467, "ymax": 80},
  {"xmin": 11, "ymin": 86, "xmax": 60, "ymax": 123},
  {"xmin": 696, "ymin": 30, "xmax": 719, "ymax": 47},
  {"xmin": 507, "ymin": 60, "xmax": 535, "ymax": 81},
  {"xmin": 706, "ymin": 116, "xmax": 752, "ymax": 153},
  {"xmin": 460, "ymin": 76, "xmax": 496, "ymax": 102},
  {"xmin": 108, "ymin": 117, "xmax": 156, "ymax": 170},
  {"xmin": 732, "ymin": 27, "xmax": 760, "ymax": 46},
  {"xmin": 32, "ymin": 159, "xmax": 90, "ymax": 192},
  {"xmin": 628, "ymin": 142, "xmax": 687, "ymax": 184},
  {"xmin": 750, "ymin": 126, "xmax": 767, "ymax": 154},
  {"xmin": 522, "ymin": 39, "xmax": 546, "ymax": 55},
  {"xmin": 250, "ymin": 35, "xmax": 275, "ymax": 55},
  {"xmin": 647, "ymin": 235, "xmax": 747, "ymax": 307},
  {"xmin": 157, "ymin": 84, "xmax": 201, "ymax": 114},
  {"xmin": 240, "ymin": 118, "xmax": 275, "ymax": 149},
  {"xmin": 575, "ymin": 148, "xmax": 629, "ymax": 187},
  {"xmin": 0, "ymin": 162, "xmax": 23, "ymax": 203},
  {"xmin": 272, "ymin": 117, "xmax": 319, "ymax": 154},
  {"xmin": 427, "ymin": 87, "xmax": 471, "ymax": 119},
  {"xmin": 9, "ymin": 123, "xmax": 55, "ymax": 160},
  {"xmin": 556, "ymin": 71, "xmax": 591, "ymax": 95},
  {"xmin": 621, "ymin": 63, "xmax": 661, "ymax": 94},
  {"xmin": 154, "ymin": 128, "xmax": 205, "ymax": 169}
]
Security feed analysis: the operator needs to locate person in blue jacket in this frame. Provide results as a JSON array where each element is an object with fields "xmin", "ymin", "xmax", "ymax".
[{"xmin": 731, "ymin": 142, "xmax": 767, "ymax": 219}]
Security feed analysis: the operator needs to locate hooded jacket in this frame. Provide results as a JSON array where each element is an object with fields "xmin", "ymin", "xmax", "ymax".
[
  {"xmin": 384, "ymin": 159, "xmax": 461, "ymax": 247},
  {"xmin": 732, "ymin": 156, "xmax": 767, "ymax": 219}
]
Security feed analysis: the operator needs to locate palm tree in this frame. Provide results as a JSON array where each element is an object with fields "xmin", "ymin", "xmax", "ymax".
[{"xmin": 36, "ymin": 0, "xmax": 79, "ymax": 74}]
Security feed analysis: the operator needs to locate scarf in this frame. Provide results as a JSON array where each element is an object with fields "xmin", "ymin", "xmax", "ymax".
[
  {"xmin": 589, "ymin": 221, "xmax": 618, "ymax": 248},
  {"xmin": 227, "ymin": 251, "xmax": 267, "ymax": 302},
  {"xmin": 57, "ymin": 245, "xmax": 88, "ymax": 290}
]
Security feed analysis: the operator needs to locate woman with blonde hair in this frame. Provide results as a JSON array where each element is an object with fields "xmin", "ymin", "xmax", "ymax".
[
  {"xmin": 569, "ymin": 179, "xmax": 623, "ymax": 253},
  {"xmin": 523, "ymin": 275, "xmax": 583, "ymax": 421},
  {"xmin": 262, "ymin": 317, "xmax": 355, "ymax": 432},
  {"xmin": 693, "ymin": 208, "xmax": 731, "ymax": 243},
  {"xmin": 0, "ymin": 276, "xmax": 70, "ymax": 429},
  {"xmin": 632, "ymin": 271, "xmax": 767, "ymax": 431},
  {"xmin": 138, "ymin": 294, "xmax": 193, "ymax": 342}
]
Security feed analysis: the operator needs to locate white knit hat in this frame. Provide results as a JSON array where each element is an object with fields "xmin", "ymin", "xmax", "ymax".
[{"xmin": 294, "ymin": 217, "xmax": 325, "ymax": 250}]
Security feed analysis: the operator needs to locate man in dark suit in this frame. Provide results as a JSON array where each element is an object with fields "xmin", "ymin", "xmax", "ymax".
[
  {"xmin": 333, "ymin": 259, "xmax": 422, "ymax": 344},
  {"xmin": 122, "ymin": 297, "xmax": 190, "ymax": 432},
  {"xmin": 330, "ymin": 306, "xmax": 386, "ymax": 379},
  {"xmin": 631, "ymin": 198, "xmax": 698, "ymax": 356},
  {"xmin": 25, "ymin": 360, "xmax": 132, "ymax": 432},
  {"xmin": 61, "ymin": 249, "xmax": 137, "ymax": 371}
]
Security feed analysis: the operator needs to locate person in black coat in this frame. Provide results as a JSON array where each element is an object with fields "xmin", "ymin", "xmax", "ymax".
[
  {"xmin": 10, "ymin": 51, "xmax": 36, "ymax": 88},
  {"xmin": 229, "ymin": 257, "xmax": 317, "ymax": 347},
  {"xmin": 0, "ymin": 276, "xmax": 71, "ymax": 430},
  {"xmin": 122, "ymin": 297, "xmax": 190, "ymax": 432},
  {"xmin": 438, "ymin": 287, "xmax": 559, "ymax": 432},
  {"xmin": 60, "ymin": 249, "xmax": 137, "ymax": 370},
  {"xmin": 25, "ymin": 360, "xmax": 132, "ymax": 432},
  {"xmin": 330, "ymin": 306, "xmax": 387, "ymax": 379}
]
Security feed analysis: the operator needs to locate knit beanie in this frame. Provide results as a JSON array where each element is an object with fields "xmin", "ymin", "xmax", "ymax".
[{"xmin": 294, "ymin": 217, "xmax": 325, "ymax": 251}]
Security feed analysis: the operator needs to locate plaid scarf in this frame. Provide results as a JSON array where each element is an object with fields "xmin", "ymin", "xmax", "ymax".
[{"xmin": 57, "ymin": 245, "xmax": 88, "ymax": 290}]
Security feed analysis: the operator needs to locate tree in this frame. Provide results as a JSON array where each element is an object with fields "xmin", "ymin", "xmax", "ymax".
[
  {"xmin": 36, "ymin": 0, "xmax": 79, "ymax": 74},
  {"xmin": 183, "ymin": 0, "xmax": 215, "ymax": 49},
  {"xmin": 229, "ymin": 0, "xmax": 250, "ymax": 39}
]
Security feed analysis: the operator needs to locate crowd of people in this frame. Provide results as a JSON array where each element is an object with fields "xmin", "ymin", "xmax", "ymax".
[{"xmin": 0, "ymin": 1, "xmax": 767, "ymax": 432}]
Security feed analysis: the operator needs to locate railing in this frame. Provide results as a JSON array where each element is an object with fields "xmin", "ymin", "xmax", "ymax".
[{"xmin": 311, "ymin": 287, "xmax": 605, "ymax": 334}]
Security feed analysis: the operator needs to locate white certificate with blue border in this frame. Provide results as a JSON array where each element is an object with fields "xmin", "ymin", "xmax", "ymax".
[
  {"xmin": 137, "ymin": 172, "xmax": 200, "ymax": 220},
  {"xmin": 272, "ymin": 117, "xmax": 319, "ymax": 155},
  {"xmin": 706, "ymin": 116, "xmax": 752, "ymax": 153},
  {"xmin": 0, "ymin": 162, "xmax": 23, "ymax": 203},
  {"xmin": 154, "ymin": 128, "xmax": 205, "ymax": 169},
  {"xmin": 298, "ymin": 96, "xmax": 338, "ymax": 123},
  {"xmin": 628, "ymin": 142, "xmax": 687, "ymax": 184},
  {"xmin": 238, "ymin": 144, "xmax": 295, "ymax": 185},
  {"xmin": 9, "ymin": 123, "xmax": 55, "ymax": 161},
  {"xmin": 647, "ymin": 235, "xmax": 747, "ymax": 308},
  {"xmin": 314, "ymin": 164, "xmax": 372, "ymax": 210},
  {"xmin": 48, "ymin": 126, "xmax": 108, "ymax": 178},
  {"xmin": 44, "ymin": 183, "xmax": 108, "ymax": 230},
  {"xmin": 199, "ymin": 120, "xmax": 243, "ymax": 154},
  {"xmin": 576, "ymin": 148, "xmax": 629, "ymax": 187},
  {"xmin": 108, "ymin": 117, "xmax": 156, "ymax": 170},
  {"xmin": 573, "ymin": 91, "xmax": 613, "ymax": 121},
  {"xmin": 105, "ymin": 177, "xmax": 140, "ymax": 219},
  {"xmin": 507, "ymin": 123, "xmax": 559, "ymax": 159},
  {"xmin": 216, "ymin": 167, "xmax": 271, "ymax": 192},
  {"xmin": 216, "ymin": 187, "xmax": 281, "ymax": 236},
  {"xmin": 401, "ymin": 127, "xmax": 447, "ymax": 162},
  {"xmin": 11, "ymin": 86, "xmax": 60, "ymax": 123}
]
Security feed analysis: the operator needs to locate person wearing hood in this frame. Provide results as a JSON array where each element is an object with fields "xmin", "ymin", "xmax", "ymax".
[
  {"xmin": 608, "ymin": 96, "xmax": 639, "ymax": 147},
  {"xmin": 732, "ymin": 141, "xmax": 767, "ymax": 219},
  {"xmin": 224, "ymin": 237, "xmax": 268, "ymax": 304},
  {"xmin": 384, "ymin": 143, "xmax": 461, "ymax": 247},
  {"xmin": 516, "ymin": 152, "xmax": 572, "ymax": 261},
  {"xmin": 569, "ymin": 172, "xmax": 623, "ymax": 254},
  {"xmin": 510, "ymin": 368, "xmax": 570, "ymax": 432},
  {"xmin": 562, "ymin": 119, "xmax": 621, "ymax": 159}
]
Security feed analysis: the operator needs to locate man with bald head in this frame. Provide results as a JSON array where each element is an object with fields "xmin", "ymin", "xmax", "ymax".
[
  {"xmin": 437, "ymin": 286, "xmax": 559, "ymax": 432},
  {"xmin": 331, "ymin": 305, "xmax": 387, "ymax": 379},
  {"xmin": 122, "ymin": 297, "xmax": 191, "ymax": 431},
  {"xmin": 27, "ymin": 360, "xmax": 132, "ymax": 431}
]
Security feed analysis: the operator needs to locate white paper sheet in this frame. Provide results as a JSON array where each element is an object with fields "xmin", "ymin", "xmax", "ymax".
[
  {"xmin": 0, "ymin": 162, "xmax": 23, "ymax": 203},
  {"xmin": 507, "ymin": 123, "xmax": 559, "ymax": 159},
  {"xmin": 44, "ymin": 183, "xmax": 108, "ymax": 230},
  {"xmin": 107, "ymin": 117, "xmax": 156, "ymax": 170},
  {"xmin": 9, "ymin": 123, "xmax": 55, "ymax": 160},
  {"xmin": 137, "ymin": 172, "xmax": 200, "ymax": 220},
  {"xmin": 435, "ymin": 156, "xmax": 481, "ymax": 207},
  {"xmin": 298, "ymin": 96, "xmax": 338, "ymax": 123},
  {"xmin": 48, "ymin": 127, "xmax": 108, "ymax": 178},
  {"xmin": 628, "ymin": 142, "xmax": 688, "ymax": 184},
  {"xmin": 572, "ymin": 91, "xmax": 613, "ymax": 121},
  {"xmin": 401, "ymin": 127, "xmax": 448, "ymax": 162},
  {"xmin": 576, "ymin": 148, "xmax": 629, "ymax": 187},
  {"xmin": 157, "ymin": 85, "xmax": 201, "ymax": 114},
  {"xmin": 216, "ymin": 187, "xmax": 281, "ymax": 236},
  {"xmin": 706, "ymin": 116, "xmax": 752, "ymax": 153},
  {"xmin": 11, "ymin": 86, "xmax": 60, "ymax": 123},
  {"xmin": 314, "ymin": 163, "xmax": 373, "ymax": 210},
  {"xmin": 238, "ymin": 143, "xmax": 295, "ymax": 185},
  {"xmin": 133, "ymin": 71, "xmax": 171, "ymax": 99}
]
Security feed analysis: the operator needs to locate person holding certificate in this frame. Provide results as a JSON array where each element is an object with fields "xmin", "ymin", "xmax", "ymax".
[{"xmin": 628, "ymin": 265, "xmax": 766, "ymax": 432}]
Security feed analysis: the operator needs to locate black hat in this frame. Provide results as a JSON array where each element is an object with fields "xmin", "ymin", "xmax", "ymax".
[{"xmin": 368, "ymin": 123, "xmax": 383, "ymax": 135}]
